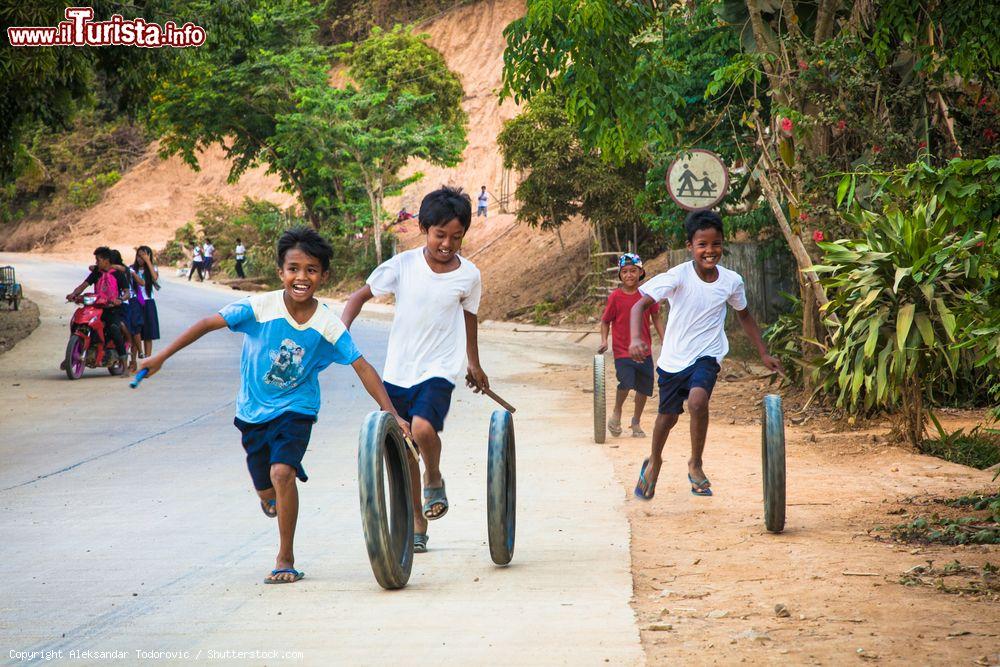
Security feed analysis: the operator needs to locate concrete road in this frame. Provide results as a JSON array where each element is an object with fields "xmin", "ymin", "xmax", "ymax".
[{"xmin": 0, "ymin": 255, "xmax": 641, "ymax": 666}]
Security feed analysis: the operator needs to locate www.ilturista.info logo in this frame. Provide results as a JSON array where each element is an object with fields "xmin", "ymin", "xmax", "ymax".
[{"xmin": 7, "ymin": 7, "xmax": 205, "ymax": 48}]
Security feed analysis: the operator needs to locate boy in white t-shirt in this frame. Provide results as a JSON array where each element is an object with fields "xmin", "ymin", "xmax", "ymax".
[
  {"xmin": 628, "ymin": 210, "xmax": 782, "ymax": 500},
  {"xmin": 341, "ymin": 186, "xmax": 487, "ymax": 553}
]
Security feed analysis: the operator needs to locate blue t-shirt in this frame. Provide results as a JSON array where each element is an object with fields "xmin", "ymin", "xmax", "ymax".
[{"xmin": 219, "ymin": 290, "xmax": 362, "ymax": 423}]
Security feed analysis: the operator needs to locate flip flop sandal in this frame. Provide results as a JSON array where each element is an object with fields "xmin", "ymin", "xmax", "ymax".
[
  {"xmin": 264, "ymin": 568, "xmax": 304, "ymax": 584},
  {"xmin": 607, "ymin": 418, "xmax": 623, "ymax": 437},
  {"xmin": 688, "ymin": 473, "xmax": 713, "ymax": 497},
  {"xmin": 414, "ymin": 532, "xmax": 429, "ymax": 553},
  {"xmin": 422, "ymin": 481, "xmax": 449, "ymax": 520},
  {"xmin": 260, "ymin": 498, "xmax": 277, "ymax": 518},
  {"xmin": 630, "ymin": 422, "xmax": 646, "ymax": 438},
  {"xmin": 634, "ymin": 458, "xmax": 656, "ymax": 500}
]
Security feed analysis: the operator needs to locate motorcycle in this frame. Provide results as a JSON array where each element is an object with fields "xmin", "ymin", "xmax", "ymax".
[{"xmin": 62, "ymin": 293, "xmax": 128, "ymax": 379}]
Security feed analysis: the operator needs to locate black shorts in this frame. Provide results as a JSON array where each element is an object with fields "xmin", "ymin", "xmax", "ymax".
[
  {"xmin": 614, "ymin": 356, "xmax": 654, "ymax": 397},
  {"xmin": 657, "ymin": 356, "xmax": 721, "ymax": 415},
  {"xmin": 234, "ymin": 411, "xmax": 316, "ymax": 491},
  {"xmin": 384, "ymin": 377, "xmax": 455, "ymax": 433}
]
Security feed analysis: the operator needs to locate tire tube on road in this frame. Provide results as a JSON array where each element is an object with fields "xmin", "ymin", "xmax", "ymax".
[
  {"xmin": 762, "ymin": 394, "xmax": 786, "ymax": 533},
  {"xmin": 487, "ymin": 409, "xmax": 516, "ymax": 565},
  {"xmin": 65, "ymin": 335, "xmax": 83, "ymax": 380},
  {"xmin": 594, "ymin": 355, "xmax": 606, "ymax": 444},
  {"xmin": 358, "ymin": 410, "xmax": 414, "ymax": 589}
]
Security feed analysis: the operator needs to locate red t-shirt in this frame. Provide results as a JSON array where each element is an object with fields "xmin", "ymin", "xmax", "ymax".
[{"xmin": 601, "ymin": 288, "xmax": 660, "ymax": 359}]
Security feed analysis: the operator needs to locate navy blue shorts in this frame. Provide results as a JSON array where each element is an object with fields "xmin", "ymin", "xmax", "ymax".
[
  {"xmin": 384, "ymin": 377, "xmax": 455, "ymax": 433},
  {"xmin": 234, "ymin": 411, "xmax": 316, "ymax": 491},
  {"xmin": 614, "ymin": 356, "xmax": 654, "ymax": 397},
  {"xmin": 657, "ymin": 356, "xmax": 721, "ymax": 415}
]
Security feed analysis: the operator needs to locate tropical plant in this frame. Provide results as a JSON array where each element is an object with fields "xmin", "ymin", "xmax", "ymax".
[{"xmin": 814, "ymin": 159, "xmax": 999, "ymax": 446}]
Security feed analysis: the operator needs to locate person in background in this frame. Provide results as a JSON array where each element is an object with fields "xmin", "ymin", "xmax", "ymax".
[
  {"xmin": 235, "ymin": 238, "xmax": 247, "ymax": 279},
  {"xmin": 189, "ymin": 244, "xmax": 204, "ymax": 282},
  {"xmin": 477, "ymin": 186, "xmax": 489, "ymax": 218},
  {"xmin": 135, "ymin": 245, "xmax": 160, "ymax": 358},
  {"xmin": 203, "ymin": 238, "xmax": 216, "ymax": 281},
  {"xmin": 125, "ymin": 248, "xmax": 148, "ymax": 372}
]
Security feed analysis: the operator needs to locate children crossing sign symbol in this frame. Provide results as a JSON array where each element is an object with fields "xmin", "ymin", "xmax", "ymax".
[{"xmin": 666, "ymin": 150, "xmax": 730, "ymax": 211}]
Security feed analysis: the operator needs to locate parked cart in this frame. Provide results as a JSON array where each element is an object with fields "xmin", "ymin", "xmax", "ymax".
[{"xmin": 0, "ymin": 266, "xmax": 22, "ymax": 310}]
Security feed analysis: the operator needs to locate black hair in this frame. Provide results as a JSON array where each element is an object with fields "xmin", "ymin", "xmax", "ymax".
[
  {"xmin": 276, "ymin": 226, "xmax": 333, "ymax": 272},
  {"xmin": 132, "ymin": 245, "xmax": 157, "ymax": 297},
  {"xmin": 236, "ymin": 237, "xmax": 242, "ymax": 243},
  {"xmin": 684, "ymin": 210, "xmax": 725, "ymax": 242},
  {"xmin": 419, "ymin": 186, "xmax": 472, "ymax": 231},
  {"xmin": 93, "ymin": 246, "xmax": 112, "ymax": 261},
  {"xmin": 205, "ymin": 238, "xmax": 212, "ymax": 244}
]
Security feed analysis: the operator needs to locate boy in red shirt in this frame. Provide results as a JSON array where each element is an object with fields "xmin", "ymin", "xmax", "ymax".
[{"xmin": 598, "ymin": 253, "xmax": 664, "ymax": 437}]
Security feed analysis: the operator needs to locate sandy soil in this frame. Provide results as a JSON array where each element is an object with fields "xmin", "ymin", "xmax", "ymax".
[
  {"xmin": 517, "ymin": 355, "xmax": 999, "ymax": 665},
  {"xmin": 0, "ymin": 298, "xmax": 39, "ymax": 356}
]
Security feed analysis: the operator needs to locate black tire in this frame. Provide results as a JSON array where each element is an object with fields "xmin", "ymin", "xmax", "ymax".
[
  {"xmin": 762, "ymin": 394, "xmax": 786, "ymax": 533},
  {"xmin": 593, "ymin": 354, "xmax": 606, "ymax": 444},
  {"xmin": 108, "ymin": 358, "xmax": 126, "ymax": 376},
  {"xmin": 487, "ymin": 409, "xmax": 516, "ymax": 565},
  {"xmin": 358, "ymin": 410, "xmax": 414, "ymax": 589},
  {"xmin": 64, "ymin": 335, "xmax": 84, "ymax": 380}
]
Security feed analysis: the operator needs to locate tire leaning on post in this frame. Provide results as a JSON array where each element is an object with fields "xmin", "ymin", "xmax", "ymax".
[
  {"xmin": 761, "ymin": 394, "xmax": 786, "ymax": 533},
  {"xmin": 358, "ymin": 411, "xmax": 414, "ymax": 589},
  {"xmin": 593, "ymin": 354, "xmax": 606, "ymax": 444},
  {"xmin": 486, "ymin": 409, "xmax": 516, "ymax": 565}
]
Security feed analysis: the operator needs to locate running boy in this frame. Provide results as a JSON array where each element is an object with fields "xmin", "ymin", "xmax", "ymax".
[
  {"xmin": 630, "ymin": 211, "xmax": 782, "ymax": 499},
  {"xmin": 598, "ymin": 253, "xmax": 664, "ymax": 438},
  {"xmin": 140, "ymin": 227, "xmax": 410, "ymax": 584},
  {"xmin": 341, "ymin": 186, "xmax": 486, "ymax": 554}
]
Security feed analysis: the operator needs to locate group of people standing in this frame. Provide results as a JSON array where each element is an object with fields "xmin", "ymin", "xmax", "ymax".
[
  {"xmin": 188, "ymin": 238, "xmax": 248, "ymax": 281},
  {"xmin": 66, "ymin": 245, "xmax": 161, "ymax": 375}
]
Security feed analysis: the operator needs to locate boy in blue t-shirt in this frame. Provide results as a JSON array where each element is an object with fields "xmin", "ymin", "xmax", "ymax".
[{"xmin": 141, "ymin": 227, "xmax": 410, "ymax": 584}]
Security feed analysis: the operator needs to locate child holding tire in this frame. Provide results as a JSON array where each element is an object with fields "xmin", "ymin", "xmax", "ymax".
[
  {"xmin": 140, "ymin": 227, "xmax": 410, "ymax": 585},
  {"xmin": 341, "ymin": 186, "xmax": 487, "ymax": 555},
  {"xmin": 629, "ymin": 211, "xmax": 782, "ymax": 500},
  {"xmin": 598, "ymin": 253, "xmax": 664, "ymax": 438}
]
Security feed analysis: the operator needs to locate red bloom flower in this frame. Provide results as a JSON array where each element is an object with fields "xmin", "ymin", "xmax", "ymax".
[
  {"xmin": 798, "ymin": 212, "xmax": 809, "ymax": 221},
  {"xmin": 836, "ymin": 119, "xmax": 847, "ymax": 131},
  {"xmin": 980, "ymin": 97, "xmax": 990, "ymax": 108},
  {"xmin": 918, "ymin": 140, "xmax": 927, "ymax": 149},
  {"xmin": 984, "ymin": 128, "xmax": 997, "ymax": 142},
  {"xmin": 798, "ymin": 59, "xmax": 808, "ymax": 71},
  {"xmin": 872, "ymin": 145, "xmax": 882, "ymax": 154},
  {"xmin": 780, "ymin": 117, "xmax": 794, "ymax": 133},
  {"xmin": 812, "ymin": 230, "xmax": 824, "ymax": 243}
]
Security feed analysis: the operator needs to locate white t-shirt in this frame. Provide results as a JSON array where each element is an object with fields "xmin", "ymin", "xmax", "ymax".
[
  {"xmin": 367, "ymin": 248, "xmax": 482, "ymax": 388},
  {"xmin": 478, "ymin": 191, "xmax": 488, "ymax": 206},
  {"xmin": 203, "ymin": 243, "xmax": 215, "ymax": 258},
  {"xmin": 193, "ymin": 247, "xmax": 203, "ymax": 262},
  {"xmin": 639, "ymin": 261, "xmax": 747, "ymax": 373},
  {"xmin": 235, "ymin": 244, "xmax": 246, "ymax": 260}
]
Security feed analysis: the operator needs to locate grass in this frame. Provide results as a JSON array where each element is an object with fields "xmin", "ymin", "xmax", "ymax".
[
  {"xmin": 890, "ymin": 493, "xmax": 1000, "ymax": 545},
  {"xmin": 918, "ymin": 416, "xmax": 1000, "ymax": 470}
]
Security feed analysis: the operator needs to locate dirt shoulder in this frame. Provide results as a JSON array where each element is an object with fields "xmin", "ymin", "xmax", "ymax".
[
  {"xmin": 519, "ymin": 357, "xmax": 999, "ymax": 665},
  {"xmin": 0, "ymin": 298, "xmax": 39, "ymax": 357}
]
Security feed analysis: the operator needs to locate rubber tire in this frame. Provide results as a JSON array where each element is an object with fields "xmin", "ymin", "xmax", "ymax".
[
  {"xmin": 358, "ymin": 410, "xmax": 414, "ymax": 589},
  {"xmin": 108, "ymin": 357, "xmax": 126, "ymax": 376},
  {"xmin": 762, "ymin": 394, "xmax": 786, "ymax": 533},
  {"xmin": 593, "ymin": 354, "xmax": 606, "ymax": 444},
  {"xmin": 487, "ymin": 409, "xmax": 516, "ymax": 565},
  {"xmin": 65, "ymin": 336, "xmax": 84, "ymax": 380}
]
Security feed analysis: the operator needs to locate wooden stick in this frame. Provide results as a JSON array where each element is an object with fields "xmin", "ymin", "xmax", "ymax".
[{"xmin": 466, "ymin": 373, "xmax": 516, "ymax": 413}]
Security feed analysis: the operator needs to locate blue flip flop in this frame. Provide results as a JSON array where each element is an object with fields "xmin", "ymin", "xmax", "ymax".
[
  {"xmin": 414, "ymin": 532, "xmax": 429, "ymax": 553},
  {"xmin": 688, "ymin": 473, "xmax": 713, "ymax": 496},
  {"xmin": 634, "ymin": 458, "xmax": 656, "ymax": 500},
  {"xmin": 260, "ymin": 498, "xmax": 277, "ymax": 518},
  {"xmin": 264, "ymin": 568, "xmax": 304, "ymax": 584},
  {"xmin": 423, "ymin": 481, "xmax": 448, "ymax": 520}
]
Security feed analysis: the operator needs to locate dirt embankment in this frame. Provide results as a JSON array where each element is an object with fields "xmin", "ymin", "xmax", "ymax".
[{"xmin": 0, "ymin": 299, "xmax": 40, "ymax": 356}]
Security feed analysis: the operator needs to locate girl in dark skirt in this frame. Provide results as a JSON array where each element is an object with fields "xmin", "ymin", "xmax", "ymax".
[{"xmin": 134, "ymin": 245, "xmax": 160, "ymax": 357}]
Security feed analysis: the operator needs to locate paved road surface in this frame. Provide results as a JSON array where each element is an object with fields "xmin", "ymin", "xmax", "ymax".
[{"xmin": 0, "ymin": 254, "xmax": 642, "ymax": 665}]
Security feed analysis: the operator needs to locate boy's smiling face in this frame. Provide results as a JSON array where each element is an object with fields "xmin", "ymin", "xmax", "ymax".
[
  {"xmin": 620, "ymin": 264, "xmax": 642, "ymax": 289},
  {"xmin": 687, "ymin": 226, "xmax": 724, "ymax": 274},
  {"xmin": 423, "ymin": 217, "xmax": 466, "ymax": 267},
  {"xmin": 278, "ymin": 246, "xmax": 328, "ymax": 304}
]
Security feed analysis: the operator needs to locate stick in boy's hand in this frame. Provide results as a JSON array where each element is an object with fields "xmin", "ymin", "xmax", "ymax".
[
  {"xmin": 465, "ymin": 372, "xmax": 517, "ymax": 413},
  {"xmin": 129, "ymin": 368, "xmax": 149, "ymax": 389}
]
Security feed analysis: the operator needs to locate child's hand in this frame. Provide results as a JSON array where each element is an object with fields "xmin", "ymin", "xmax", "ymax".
[
  {"xmin": 394, "ymin": 415, "xmax": 412, "ymax": 440},
  {"xmin": 761, "ymin": 354, "xmax": 785, "ymax": 377},
  {"xmin": 466, "ymin": 365, "xmax": 489, "ymax": 392},
  {"xmin": 138, "ymin": 354, "xmax": 164, "ymax": 378},
  {"xmin": 597, "ymin": 342, "xmax": 608, "ymax": 354},
  {"xmin": 629, "ymin": 339, "xmax": 650, "ymax": 362}
]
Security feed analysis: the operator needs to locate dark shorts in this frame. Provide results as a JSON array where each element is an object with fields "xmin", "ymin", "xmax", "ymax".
[
  {"xmin": 204, "ymin": 257, "xmax": 214, "ymax": 270},
  {"xmin": 657, "ymin": 356, "xmax": 721, "ymax": 415},
  {"xmin": 141, "ymin": 299, "xmax": 160, "ymax": 340},
  {"xmin": 384, "ymin": 377, "xmax": 455, "ymax": 433},
  {"xmin": 234, "ymin": 411, "xmax": 316, "ymax": 491},
  {"xmin": 614, "ymin": 356, "xmax": 654, "ymax": 397},
  {"xmin": 124, "ymin": 300, "xmax": 144, "ymax": 335}
]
